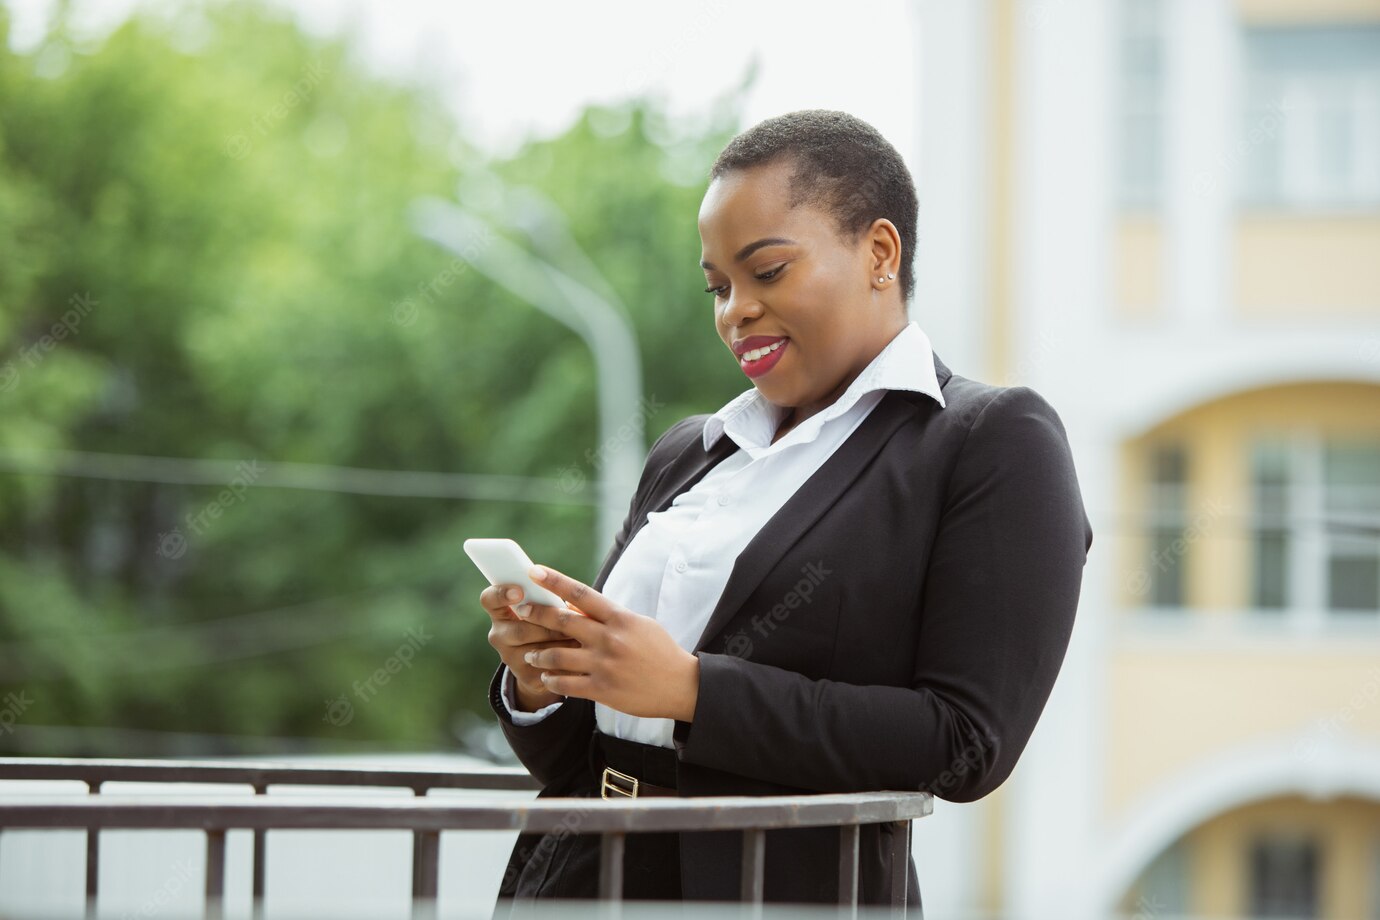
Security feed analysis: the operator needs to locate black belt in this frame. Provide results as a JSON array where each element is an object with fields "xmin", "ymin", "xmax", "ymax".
[{"xmin": 591, "ymin": 729, "xmax": 679, "ymax": 798}]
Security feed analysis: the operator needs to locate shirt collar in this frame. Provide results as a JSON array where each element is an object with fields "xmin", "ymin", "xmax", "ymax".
[{"xmin": 702, "ymin": 320, "xmax": 947, "ymax": 453}]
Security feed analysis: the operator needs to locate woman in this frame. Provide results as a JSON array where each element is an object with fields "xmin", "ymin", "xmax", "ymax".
[{"xmin": 481, "ymin": 109, "xmax": 1093, "ymax": 915}]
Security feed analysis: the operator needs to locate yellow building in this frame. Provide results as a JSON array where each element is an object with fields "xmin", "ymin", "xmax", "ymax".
[{"xmin": 911, "ymin": 1, "xmax": 1380, "ymax": 916}]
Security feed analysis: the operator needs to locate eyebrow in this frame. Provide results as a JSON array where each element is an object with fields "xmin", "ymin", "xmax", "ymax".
[{"xmin": 700, "ymin": 237, "xmax": 798, "ymax": 271}]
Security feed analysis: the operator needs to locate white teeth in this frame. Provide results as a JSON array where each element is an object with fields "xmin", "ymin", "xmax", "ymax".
[{"xmin": 741, "ymin": 339, "xmax": 786, "ymax": 363}]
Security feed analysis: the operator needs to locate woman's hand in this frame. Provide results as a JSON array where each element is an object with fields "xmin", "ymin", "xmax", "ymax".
[
  {"xmin": 514, "ymin": 563, "xmax": 700, "ymax": 723},
  {"xmin": 480, "ymin": 582, "xmax": 582, "ymax": 711}
]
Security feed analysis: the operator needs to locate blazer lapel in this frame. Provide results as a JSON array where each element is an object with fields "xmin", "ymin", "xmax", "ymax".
[
  {"xmin": 591, "ymin": 424, "xmax": 740, "ymax": 591},
  {"xmin": 602, "ymin": 350, "xmax": 953, "ymax": 653},
  {"xmin": 688, "ymin": 386, "xmax": 920, "ymax": 652}
]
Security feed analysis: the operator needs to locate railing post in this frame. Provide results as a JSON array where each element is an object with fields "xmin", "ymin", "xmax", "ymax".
[
  {"xmin": 739, "ymin": 827, "xmax": 765, "ymax": 920},
  {"xmin": 411, "ymin": 831, "xmax": 439, "ymax": 917},
  {"xmin": 252, "ymin": 781, "xmax": 267, "ymax": 920},
  {"xmin": 85, "ymin": 780, "xmax": 101, "ymax": 920},
  {"xmin": 205, "ymin": 828, "xmax": 226, "ymax": 920},
  {"xmin": 888, "ymin": 819, "xmax": 910, "ymax": 918},
  {"xmin": 598, "ymin": 830, "xmax": 624, "ymax": 906},
  {"xmin": 838, "ymin": 822, "xmax": 860, "ymax": 917},
  {"xmin": 410, "ymin": 787, "xmax": 438, "ymax": 919}
]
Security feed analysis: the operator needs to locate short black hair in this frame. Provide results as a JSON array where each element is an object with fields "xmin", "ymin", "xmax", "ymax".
[{"xmin": 708, "ymin": 109, "xmax": 918, "ymax": 306}]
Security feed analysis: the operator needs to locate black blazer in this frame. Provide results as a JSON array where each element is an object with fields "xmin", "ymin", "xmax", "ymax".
[{"xmin": 487, "ymin": 349, "xmax": 1093, "ymax": 910}]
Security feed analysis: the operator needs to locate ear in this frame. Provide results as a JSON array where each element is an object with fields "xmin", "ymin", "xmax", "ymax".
[{"xmin": 867, "ymin": 218, "xmax": 903, "ymax": 280}]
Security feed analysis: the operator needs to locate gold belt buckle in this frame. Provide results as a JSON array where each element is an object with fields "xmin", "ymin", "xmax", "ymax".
[{"xmin": 601, "ymin": 765, "xmax": 639, "ymax": 799}]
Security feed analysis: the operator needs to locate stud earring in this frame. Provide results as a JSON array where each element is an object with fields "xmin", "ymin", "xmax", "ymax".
[
  {"xmin": 886, "ymin": 272, "xmax": 895, "ymax": 280},
  {"xmin": 877, "ymin": 276, "xmax": 886, "ymax": 284}
]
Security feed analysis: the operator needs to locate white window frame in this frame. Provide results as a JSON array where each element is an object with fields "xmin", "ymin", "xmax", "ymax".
[
  {"xmin": 1240, "ymin": 24, "xmax": 1380, "ymax": 210},
  {"xmin": 1251, "ymin": 430, "xmax": 1380, "ymax": 629},
  {"xmin": 1115, "ymin": 0, "xmax": 1166, "ymax": 209}
]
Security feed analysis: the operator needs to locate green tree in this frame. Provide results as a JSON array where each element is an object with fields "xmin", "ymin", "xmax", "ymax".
[{"xmin": 0, "ymin": 0, "xmax": 753, "ymax": 756}]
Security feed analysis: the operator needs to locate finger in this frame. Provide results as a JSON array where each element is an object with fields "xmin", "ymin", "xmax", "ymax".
[
  {"xmin": 519, "ymin": 600, "xmax": 599, "ymax": 643},
  {"xmin": 539, "ymin": 671, "xmax": 592, "ymax": 699},
  {"xmin": 512, "ymin": 640, "xmax": 583, "ymax": 685},
  {"xmin": 518, "ymin": 638, "xmax": 582, "ymax": 656},
  {"xmin": 518, "ymin": 661, "xmax": 582, "ymax": 680},
  {"xmin": 524, "ymin": 635, "xmax": 582, "ymax": 648},
  {"xmin": 523, "ymin": 646, "xmax": 595, "ymax": 674},
  {"xmin": 526, "ymin": 564, "xmax": 617, "ymax": 624},
  {"xmin": 481, "ymin": 583, "xmax": 528, "ymax": 619},
  {"xmin": 491, "ymin": 620, "xmax": 569, "ymax": 648}
]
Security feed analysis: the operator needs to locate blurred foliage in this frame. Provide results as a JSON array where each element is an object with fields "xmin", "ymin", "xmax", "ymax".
[{"xmin": 0, "ymin": 0, "xmax": 752, "ymax": 756}]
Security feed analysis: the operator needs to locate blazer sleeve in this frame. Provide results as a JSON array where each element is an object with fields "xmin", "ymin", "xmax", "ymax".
[
  {"xmin": 497, "ymin": 663, "xmax": 565, "ymax": 724},
  {"xmin": 670, "ymin": 386, "xmax": 1093, "ymax": 803},
  {"xmin": 486, "ymin": 415, "xmax": 703, "ymax": 788}
]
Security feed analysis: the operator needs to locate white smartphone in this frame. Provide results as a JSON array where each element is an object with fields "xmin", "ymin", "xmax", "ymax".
[{"xmin": 463, "ymin": 538, "xmax": 584, "ymax": 617}]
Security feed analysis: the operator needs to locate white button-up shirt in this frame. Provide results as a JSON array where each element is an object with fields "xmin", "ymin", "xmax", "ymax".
[{"xmin": 499, "ymin": 320, "xmax": 947, "ymax": 748}]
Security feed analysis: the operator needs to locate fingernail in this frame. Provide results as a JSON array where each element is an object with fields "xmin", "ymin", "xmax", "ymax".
[
  {"xmin": 506, "ymin": 587, "xmax": 520, "ymax": 601},
  {"xmin": 515, "ymin": 603, "xmax": 531, "ymax": 618},
  {"xmin": 529, "ymin": 565, "xmax": 547, "ymax": 582},
  {"xmin": 524, "ymin": 651, "xmax": 536, "ymax": 664}
]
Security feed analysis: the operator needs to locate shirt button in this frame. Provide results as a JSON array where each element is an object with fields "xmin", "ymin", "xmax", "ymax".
[
  {"xmin": 675, "ymin": 560, "xmax": 688, "ymax": 573},
  {"xmin": 717, "ymin": 494, "xmax": 731, "ymax": 506}
]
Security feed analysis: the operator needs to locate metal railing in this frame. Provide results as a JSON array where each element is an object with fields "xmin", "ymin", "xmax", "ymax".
[{"xmin": 0, "ymin": 757, "xmax": 932, "ymax": 919}]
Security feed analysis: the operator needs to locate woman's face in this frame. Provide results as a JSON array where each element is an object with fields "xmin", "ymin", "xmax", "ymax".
[{"xmin": 698, "ymin": 158, "xmax": 904, "ymax": 419}]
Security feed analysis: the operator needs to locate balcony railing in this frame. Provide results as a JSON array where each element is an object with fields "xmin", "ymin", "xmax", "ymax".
[{"xmin": 0, "ymin": 757, "xmax": 932, "ymax": 919}]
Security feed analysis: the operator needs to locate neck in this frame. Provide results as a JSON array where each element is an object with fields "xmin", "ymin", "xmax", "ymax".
[{"xmin": 787, "ymin": 315, "xmax": 908, "ymax": 430}]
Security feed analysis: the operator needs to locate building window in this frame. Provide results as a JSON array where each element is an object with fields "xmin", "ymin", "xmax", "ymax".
[
  {"xmin": 1241, "ymin": 25, "xmax": 1380, "ymax": 209},
  {"xmin": 1117, "ymin": 0, "xmax": 1165, "ymax": 208},
  {"xmin": 1324, "ymin": 441, "xmax": 1380, "ymax": 612},
  {"xmin": 1372, "ymin": 836, "xmax": 1380, "ymax": 919},
  {"xmin": 1249, "ymin": 835, "xmax": 1320, "ymax": 917},
  {"xmin": 1251, "ymin": 440, "xmax": 1291, "ymax": 610},
  {"xmin": 1133, "ymin": 837, "xmax": 1190, "ymax": 914},
  {"xmin": 1249, "ymin": 435, "xmax": 1380, "ymax": 619},
  {"xmin": 1146, "ymin": 442, "xmax": 1187, "ymax": 607}
]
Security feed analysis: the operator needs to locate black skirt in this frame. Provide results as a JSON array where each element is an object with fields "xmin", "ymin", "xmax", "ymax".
[{"xmin": 489, "ymin": 734, "xmax": 683, "ymax": 917}]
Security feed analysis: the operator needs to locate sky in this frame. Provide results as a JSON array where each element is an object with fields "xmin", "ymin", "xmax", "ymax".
[{"xmin": 6, "ymin": 0, "xmax": 922, "ymax": 163}]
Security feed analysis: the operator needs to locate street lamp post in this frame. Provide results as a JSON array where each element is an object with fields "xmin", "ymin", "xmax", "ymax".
[{"xmin": 408, "ymin": 186, "xmax": 645, "ymax": 570}]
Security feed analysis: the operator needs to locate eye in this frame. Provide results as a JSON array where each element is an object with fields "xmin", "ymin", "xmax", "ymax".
[{"xmin": 703, "ymin": 265, "xmax": 785, "ymax": 298}]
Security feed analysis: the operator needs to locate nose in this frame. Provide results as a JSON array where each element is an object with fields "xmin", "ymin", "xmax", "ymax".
[{"xmin": 720, "ymin": 289, "xmax": 763, "ymax": 328}]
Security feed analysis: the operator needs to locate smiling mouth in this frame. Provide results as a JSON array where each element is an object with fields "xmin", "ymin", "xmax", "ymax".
[
  {"xmin": 738, "ymin": 338, "xmax": 787, "ymax": 364},
  {"xmin": 738, "ymin": 337, "xmax": 789, "ymax": 378}
]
